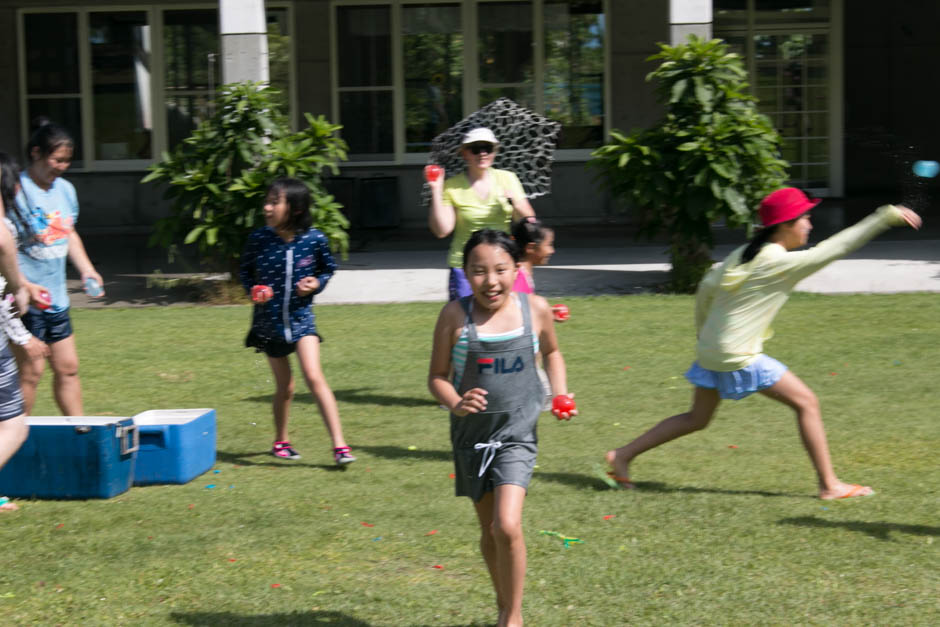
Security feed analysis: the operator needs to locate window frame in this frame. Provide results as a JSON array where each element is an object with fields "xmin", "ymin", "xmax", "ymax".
[
  {"xmin": 17, "ymin": 2, "xmax": 296, "ymax": 173},
  {"xmin": 713, "ymin": 0, "xmax": 843, "ymax": 196},
  {"xmin": 331, "ymin": 0, "xmax": 610, "ymax": 166}
]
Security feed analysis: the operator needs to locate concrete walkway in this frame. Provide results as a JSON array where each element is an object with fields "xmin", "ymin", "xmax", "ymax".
[{"xmin": 67, "ymin": 237, "xmax": 940, "ymax": 308}]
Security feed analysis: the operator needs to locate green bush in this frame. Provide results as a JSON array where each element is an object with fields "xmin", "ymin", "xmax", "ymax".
[
  {"xmin": 591, "ymin": 36, "xmax": 788, "ymax": 292},
  {"xmin": 143, "ymin": 82, "xmax": 349, "ymax": 273}
]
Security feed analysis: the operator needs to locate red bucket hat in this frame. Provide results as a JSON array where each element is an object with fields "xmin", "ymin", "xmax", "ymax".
[{"xmin": 758, "ymin": 188, "xmax": 821, "ymax": 227}]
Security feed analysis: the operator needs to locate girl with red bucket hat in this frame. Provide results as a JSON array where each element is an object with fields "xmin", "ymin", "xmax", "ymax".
[{"xmin": 605, "ymin": 188, "xmax": 921, "ymax": 499}]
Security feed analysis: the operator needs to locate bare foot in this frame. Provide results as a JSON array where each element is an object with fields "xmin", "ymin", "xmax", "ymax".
[
  {"xmin": 819, "ymin": 483, "xmax": 874, "ymax": 500},
  {"xmin": 604, "ymin": 450, "xmax": 635, "ymax": 489},
  {"xmin": 0, "ymin": 497, "xmax": 19, "ymax": 512}
]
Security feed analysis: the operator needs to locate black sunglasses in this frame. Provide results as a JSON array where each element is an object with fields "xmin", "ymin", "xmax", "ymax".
[{"xmin": 467, "ymin": 142, "xmax": 495, "ymax": 155}]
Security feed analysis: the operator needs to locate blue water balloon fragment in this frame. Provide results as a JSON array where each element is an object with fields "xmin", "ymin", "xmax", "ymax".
[{"xmin": 912, "ymin": 160, "xmax": 939, "ymax": 178}]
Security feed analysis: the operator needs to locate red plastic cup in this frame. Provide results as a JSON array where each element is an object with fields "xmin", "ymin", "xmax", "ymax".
[
  {"xmin": 36, "ymin": 290, "xmax": 52, "ymax": 310},
  {"xmin": 552, "ymin": 303, "xmax": 570, "ymax": 322},
  {"xmin": 424, "ymin": 165, "xmax": 443, "ymax": 183},
  {"xmin": 552, "ymin": 395, "xmax": 576, "ymax": 420},
  {"xmin": 251, "ymin": 285, "xmax": 273, "ymax": 303}
]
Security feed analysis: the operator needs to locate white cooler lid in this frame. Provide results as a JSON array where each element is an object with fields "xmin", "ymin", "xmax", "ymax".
[
  {"xmin": 133, "ymin": 408, "xmax": 215, "ymax": 426},
  {"xmin": 27, "ymin": 416, "xmax": 131, "ymax": 427}
]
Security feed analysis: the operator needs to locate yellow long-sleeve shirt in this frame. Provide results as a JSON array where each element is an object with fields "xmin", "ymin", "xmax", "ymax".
[{"xmin": 694, "ymin": 205, "xmax": 906, "ymax": 371}]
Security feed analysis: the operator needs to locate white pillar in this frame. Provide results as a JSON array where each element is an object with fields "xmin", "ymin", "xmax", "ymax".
[
  {"xmin": 219, "ymin": 0, "xmax": 269, "ymax": 84},
  {"xmin": 669, "ymin": 0, "xmax": 712, "ymax": 45}
]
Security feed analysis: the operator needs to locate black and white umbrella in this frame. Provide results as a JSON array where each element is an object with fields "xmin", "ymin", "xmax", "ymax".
[{"xmin": 424, "ymin": 98, "xmax": 561, "ymax": 202}]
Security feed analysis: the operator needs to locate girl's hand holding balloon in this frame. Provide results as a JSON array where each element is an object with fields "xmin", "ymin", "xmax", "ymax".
[
  {"xmin": 250, "ymin": 285, "xmax": 274, "ymax": 303},
  {"xmin": 424, "ymin": 165, "xmax": 445, "ymax": 193},
  {"xmin": 551, "ymin": 394, "xmax": 577, "ymax": 420},
  {"xmin": 452, "ymin": 387, "xmax": 487, "ymax": 417}
]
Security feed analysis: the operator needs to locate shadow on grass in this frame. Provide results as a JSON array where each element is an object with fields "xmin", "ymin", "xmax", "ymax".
[
  {"xmin": 355, "ymin": 444, "xmax": 451, "ymax": 462},
  {"xmin": 535, "ymin": 471, "xmax": 615, "ymax": 491},
  {"xmin": 778, "ymin": 516, "xmax": 940, "ymax": 540},
  {"xmin": 170, "ymin": 610, "xmax": 370, "ymax": 626},
  {"xmin": 170, "ymin": 611, "xmax": 489, "ymax": 627},
  {"xmin": 535, "ymin": 472, "xmax": 800, "ymax": 497},
  {"xmin": 633, "ymin": 481, "xmax": 800, "ymax": 498},
  {"xmin": 215, "ymin": 449, "xmax": 348, "ymax": 471},
  {"xmin": 333, "ymin": 387, "xmax": 435, "ymax": 408},
  {"xmin": 242, "ymin": 388, "xmax": 433, "ymax": 409}
]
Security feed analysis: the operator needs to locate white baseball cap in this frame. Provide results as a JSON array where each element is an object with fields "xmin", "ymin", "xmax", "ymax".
[{"xmin": 460, "ymin": 127, "xmax": 499, "ymax": 146}]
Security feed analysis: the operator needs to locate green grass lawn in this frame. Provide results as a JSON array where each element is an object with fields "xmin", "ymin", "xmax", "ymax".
[{"xmin": 2, "ymin": 294, "xmax": 938, "ymax": 625}]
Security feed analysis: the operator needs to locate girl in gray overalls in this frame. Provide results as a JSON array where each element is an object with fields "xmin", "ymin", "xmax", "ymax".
[{"xmin": 429, "ymin": 229, "xmax": 575, "ymax": 627}]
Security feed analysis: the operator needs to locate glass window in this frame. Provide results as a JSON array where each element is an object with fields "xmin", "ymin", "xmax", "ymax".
[
  {"xmin": 403, "ymin": 4, "xmax": 463, "ymax": 153},
  {"xmin": 334, "ymin": 1, "xmax": 607, "ymax": 160},
  {"xmin": 753, "ymin": 0, "xmax": 829, "ymax": 23},
  {"xmin": 90, "ymin": 12, "xmax": 152, "ymax": 160},
  {"xmin": 266, "ymin": 8, "xmax": 292, "ymax": 115},
  {"xmin": 337, "ymin": 6, "xmax": 391, "ymax": 87},
  {"xmin": 714, "ymin": 0, "xmax": 748, "ymax": 27},
  {"xmin": 164, "ymin": 9, "xmax": 219, "ymax": 149},
  {"xmin": 716, "ymin": 3, "xmax": 832, "ymax": 192},
  {"xmin": 337, "ymin": 5, "xmax": 393, "ymax": 159},
  {"xmin": 340, "ymin": 92, "xmax": 394, "ymax": 160},
  {"xmin": 478, "ymin": 2, "xmax": 533, "ymax": 107},
  {"xmin": 544, "ymin": 0, "xmax": 605, "ymax": 149},
  {"xmin": 23, "ymin": 12, "xmax": 84, "ymax": 167}
]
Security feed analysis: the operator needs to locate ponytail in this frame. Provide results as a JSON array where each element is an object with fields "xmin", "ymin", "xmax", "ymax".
[
  {"xmin": 511, "ymin": 216, "xmax": 550, "ymax": 249},
  {"xmin": 741, "ymin": 225, "xmax": 778, "ymax": 264}
]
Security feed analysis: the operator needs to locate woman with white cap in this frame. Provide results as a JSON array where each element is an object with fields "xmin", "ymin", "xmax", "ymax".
[
  {"xmin": 428, "ymin": 127, "xmax": 535, "ymax": 300},
  {"xmin": 605, "ymin": 188, "xmax": 921, "ymax": 500}
]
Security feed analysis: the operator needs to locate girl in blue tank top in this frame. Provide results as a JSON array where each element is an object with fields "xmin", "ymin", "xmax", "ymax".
[{"xmin": 428, "ymin": 228, "xmax": 576, "ymax": 627}]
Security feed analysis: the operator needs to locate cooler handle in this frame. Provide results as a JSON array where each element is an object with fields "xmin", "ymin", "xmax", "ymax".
[{"xmin": 116, "ymin": 424, "xmax": 139, "ymax": 455}]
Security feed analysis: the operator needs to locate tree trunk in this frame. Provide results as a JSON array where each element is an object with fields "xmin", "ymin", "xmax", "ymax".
[{"xmin": 668, "ymin": 232, "xmax": 714, "ymax": 293}]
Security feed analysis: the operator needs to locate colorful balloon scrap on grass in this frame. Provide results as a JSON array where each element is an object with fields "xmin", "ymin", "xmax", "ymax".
[{"xmin": 540, "ymin": 530, "xmax": 584, "ymax": 548}]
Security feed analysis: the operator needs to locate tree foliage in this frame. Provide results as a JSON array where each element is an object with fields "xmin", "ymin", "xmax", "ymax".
[
  {"xmin": 143, "ymin": 82, "xmax": 349, "ymax": 272},
  {"xmin": 590, "ymin": 36, "xmax": 788, "ymax": 292}
]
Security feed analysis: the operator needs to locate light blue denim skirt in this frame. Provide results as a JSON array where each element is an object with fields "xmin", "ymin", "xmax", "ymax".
[{"xmin": 684, "ymin": 355, "xmax": 788, "ymax": 400}]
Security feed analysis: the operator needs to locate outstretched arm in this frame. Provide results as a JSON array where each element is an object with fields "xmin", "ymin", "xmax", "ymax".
[{"xmin": 781, "ymin": 205, "xmax": 921, "ymax": 283}]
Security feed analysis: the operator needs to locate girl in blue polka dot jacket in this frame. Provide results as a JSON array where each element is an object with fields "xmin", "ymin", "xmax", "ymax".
[{"xmin": 238, "ymin": 178, "xmax": 355, "ymax": 465}]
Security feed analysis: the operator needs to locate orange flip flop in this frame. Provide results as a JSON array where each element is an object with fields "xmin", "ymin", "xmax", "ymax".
[
  {"xmin": 597, "ymin": 466, "xmax": 634, "ymax": 490},
  {"xmin": 830, "ymin": 484, "xmax": 874, "ymax": 500}
]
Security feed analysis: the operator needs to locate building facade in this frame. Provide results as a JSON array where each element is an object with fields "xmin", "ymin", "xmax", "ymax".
[{"xmin": 0, "ymin": 0, "xmax": 935, "ymax": 237}]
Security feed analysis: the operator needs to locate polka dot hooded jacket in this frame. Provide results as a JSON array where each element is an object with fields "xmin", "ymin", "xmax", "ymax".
[{"xmin": 238, "ymin": 226, "xmax": 337, "ymax": 343}]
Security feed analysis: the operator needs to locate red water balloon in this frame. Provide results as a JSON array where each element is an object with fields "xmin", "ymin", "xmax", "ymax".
[
  {"xmin": 251, "ymin": 285, "xmax": 273, "ymax": 303},
  {"xmin": 36, "ymin": 290, "xmax": 52, "ymax": 310},
  {"xmin": 552, "ymin": 395, "xmax": 576, "ymax": 420},
  {"xmin": 424, "ymin": 165, "xmax": 443, "ymax": 182},
  {"xmin": 552, "ymin": 303, "xmax": 570, "ymax": 322}
]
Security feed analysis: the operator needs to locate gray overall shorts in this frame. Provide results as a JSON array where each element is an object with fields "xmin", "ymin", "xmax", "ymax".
[{"xmin": 451, "ymin": 293, "xmax": 544, "ymax": 502}]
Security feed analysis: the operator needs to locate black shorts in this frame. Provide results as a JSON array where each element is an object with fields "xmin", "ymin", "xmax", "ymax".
[
  {"xmin": 22, "ymin": 308, "xmax": 74, "ymax": 344},
  {"xmin": 0, "ymin": 344, "xmax": 24, "ymax": 421},
  {"xmin": 245, "ymin": 330, "xmax": 321, "ymax": 358}
]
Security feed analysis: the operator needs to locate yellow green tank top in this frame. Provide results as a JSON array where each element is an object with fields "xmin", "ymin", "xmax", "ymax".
[{"xmin": 444, "ymin": 168, "xmax": 525, "ymax": 268}]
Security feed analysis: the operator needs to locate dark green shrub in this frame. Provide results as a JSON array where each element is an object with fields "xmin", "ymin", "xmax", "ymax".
[{"xmin": 591, "ymin": 36, "xmax": 788, "ymax": 292}]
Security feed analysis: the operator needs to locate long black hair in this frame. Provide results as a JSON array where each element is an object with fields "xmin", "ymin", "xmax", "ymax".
[
  {"xmin": 0, "ymin": 152, "xmax": 34, "ymax": 241},
  {"xmin": 26, "ymin": 116, "xmax": 74, "ymax": 162},
  {"xmin": 462, "ymin": 228, "xmax": 520, "ymax": 268},
  {"xmin": 265, "ymin": 177, "xmax": 312, "ymax": 233},
  {"xmin": 740, "ymin": 225, "xmax": 780, "ymax": 264}
]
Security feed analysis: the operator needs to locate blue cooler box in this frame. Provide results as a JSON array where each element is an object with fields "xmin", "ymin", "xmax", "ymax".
[
  {"xmin": 133, "ymin": 409, "xmax": 216, "ymax": 485},
  {"xmin": 0, "ymin": 416, "xmax": 138, "ymax": 499}
]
